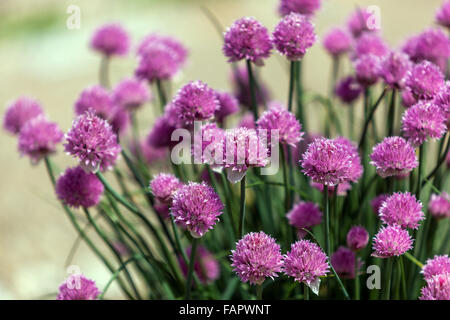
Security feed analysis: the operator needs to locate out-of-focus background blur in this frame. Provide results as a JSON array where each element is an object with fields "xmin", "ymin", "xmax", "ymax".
[{"xmin": 0, "ymin": 0, "xmax": 445, "ymax": 299}]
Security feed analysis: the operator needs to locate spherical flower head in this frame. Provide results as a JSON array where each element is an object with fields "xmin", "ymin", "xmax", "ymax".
[
  {"xmin": 369, "ymin": 136, "xmax": 418, "ymax": 178},
  {"xmin": 18, "ymin": 116, "xmax": 63, "ymax": 164},
  {"xmin": 300, "ymin": 137, "xmax": 353, "ymax": 186},
  {"xmin": 137, "ymin": 33, "xmax": 188, "ymax": 66},
  {"xmin": 171, "ymin": 182, "xmax": 223, "ymax": 238},
  {"xmin": 401, "ymin": 88, "xmax": 417, "ymax": 108},
  {"xmin": 147, "ymin": 104, "xmax": 181, "ymax": 149},
  {"xmin": 150, "ymin": 173, "xmax": 183, "ymax": 204},
  {"xmin": 322, "ymin": 28, "xmax": 352, "ymax": 57},
  {"xmin": 223, "ymin": 127, "xmax": 270, "ymax": 183},
  {"xmin": 90, "ymin": 23, "xmax": 129, "ymax": 57},
  {"xmin": 310, "ymin": 181, "xmax": 351, "ymax": 197},
  {"xmin": 354, "ymin": 34, "xmax": 389, "ymax": 59},
  {"xmin": 57, "ymin": 275, "xmax": 101, "ymax": 300},
  {"xmin": 56, "ymin": 166, "xmax": 104, "ymax": 208},
  {"xmin": 173, "ymin": 81, "xmax": 219, "ymax": 126},
  {"xmin": 347, "ymin": 225, "xmax": 369, "ymax": 251},
  {"xmin": 331, "ymin": 247, "xmax": 361, "ymax": 279},
  {"xmin": 405, "ymin": 61, "xmax": 445, "ymax": 100},
  {"xmin": 381, "ymin": 51, "xmax": 412, "ymax": 89},
  {"xmin": 215, "ymin": 91, "xmax": 239, "ymax": 124},
  {"xmin": 64, "ymin": 111, "xmax": 121, "ymax": 173},
  {"xmin": 354, "ymin": 54, "xmax": 381, "ymax": 87},
  {"xmin": 74, "ymin": 85, "xmax": 115, "ymax": 120},
  {"xmin": 109, "ymin": 108, "xmax": 130, "ymax": 136},
  {"xmin": 436, "ymin": 1, "xmax": 450, "ymax": 29},
  {"xmin": 113, "ymin": 78, "xmax": 151, "ymax": 111},
  {"xmin": 231, "ymin": 66, "xmax": 270, "ymax": 107},
  {"xmin": 3, "ymin": 97, "xmax": 43, "ymax": 135},
  {"xmin": 346, "ymin": 8, "xmax": 379, "ymax": 38},
  {"xmin": 283, "ymin": 239, "xmax": 329, "ymax": 294},
  {"xmin": 414, "ymin": 29, "xmax": 450, "ymax": 72},
  {"xmin": 428, "ymin": 192, "xmax": 450, "ymax": 219},
  {"xmin": 278, "ymin": 0, "xmax": 321, "ymax": 16},
  {"xmin": 193, "ymin": 123, "xmax": 225, "ymax": 166},
  {"xmin": 230, "ymin": 232, "xmax": 283, "ymax": 285},
  {"xmin": 256, "ymin": 102, "xmax": 304, "ymax": 146},
  {"xmin": 379, "ymin": 192, "xmax": 424, "ymax": 229},
  {"xmin": 401, "ymin": 101, "xmax": 446, "ymax": 147},
  {"xmin": 371, "ymin": 194, "xmax": 389, "ymax": 216},
  {"xmin": 179, "ymin": 245, "xmax": 220, "ymax": 285},
  {"xmin": 420, "ymin": 273, "xmax": 450, "ymax": 300},
  {"xmin": 273, "ymin": 13, "xmax": 317, "ymax": 61},
  {"xmin": 372, "ymin": 225, "xmax": 413, "ymax": 258},
  {"xmin": 223, "ymin": 17, "xmax": 272, "ymax": 65},
  {"xmin": 422, "ymin": 255, "xmax": 450, "ymax": 281},
  {"xmin": 286, "ymin": 201, "xmax": 322, "ymax": 237},
  {"xmin": 434, "ymin": 81, "xmax": 450, "ymax": 127},
  {"xmin": 335, "ymin": 76, "xmax": 362, "ymax": 104},
  {"xmin": 334, "ymin": 136, "xmax": 363, "ymax": 183}
]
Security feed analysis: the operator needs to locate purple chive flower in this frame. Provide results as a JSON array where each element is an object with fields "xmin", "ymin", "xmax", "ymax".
[
  {"xmin": 379, "ymin": 192, "xmax": 424, "ymax": 230},
  {"xmin": 272, "ymin": 13, "xmax": 317, "ymax": 61},
  {"xmin": 231, "ymin": 66, "xmax": 270, "ymax": 108},
  {"xmin": 238, "ymin": 112, "xmax": 256, "ymax": 129},
  {"xmin": 109, "ymin": 108, "xmax": 130, "ymax": 136},
  {"xmin": 171, "ymin": 182, "xmax": 223, "ymax": 238},
  {"xmin": 173, "ymin": 81, "xmax": 219, "ymax": 126},
  {"xmin": 215, "ymin": 91, "xmax": 239, "ymax": 124},
  {"xmin": 310, "ymin": 181, "xmax": 352, "ymax": 196},
  {"xmin": 405, "ymin": 61, "xmax": 445, "ymax": 101},
  {"xmin": 256, "ymin": 102, "xmax": 304, "ymax": 146},
  {"xmin": 346, "ymin": 226, "xmax": 369, "ymax": 251},
  {"xmin": 434, "ymin": 81, "xmax": 450, "ymax": 127},
  {"xmin": 428, "ymin": 192, "xmax": 450, "ymax": 219},
  {"xmin": 57, "ymin": 275, "xmax": 101, "ymax": 300},
  {"xmin": 283, "ymin": 239, "xmax": 330, "ymax": 295},
  {"xmin": 408, "ymin": 29, "xmax": 450, "ymax": 72},
  {"xmin": 286, "ymin": 201, "xmax": 322, "ymax": 238},
  {"xmin": 420, "ymin": 273, "xmax": 450, "ymax": 300},
  {"xmin": 223, "ymin": 127, "xmax": 269, "ymax": 183},
  {"xmin": 369, "ymin": 136, "xmax": 418, "ymax": 178},
  {"xmin": 64, "ymin": 111, "xmax": 121, "ymax": 173},
  {"xmin": 56, "ymin": 166, "xmax": 104, "ymax": 208},
  {"xmin": 231, "ymin": 232, "xmax": 283, "ymax": 286},
  {"xmin": 436, "ymin": 1, "xmax": 450, "ymax": 29},
  {"xmin": 300, "ymin": 137, "xmax": 353, "ymax": 186},
  {"xmin": 90, "ymin": 23, "xmax": 130, "ymax": 57},
  {"xmin": 331, "ymin": 247, "xmax": 361, "ymax": 279},
  {"xmin": 371, "ymin": 194, "xmax": 389, "ymax": 216},
  {"xmin": 18, "ymin": 116, "xmax": 63, "ymax": 164},
  {"xmin": 179, "ymin": 245, "xmax": 220, "ymax": 285},
  {"xmin": 149, "ymin": 173, "xmax": 183, "ymax": 204},
  {"xmin": 401, "ymin": 101, "xmax": 447, "ymax": 147},
  {"xmin": 381, "ymin": 51, "xmax": 412, "ymax": 89},
  {"xmin": 334, "ymin": 137, "xmax": 363, "ymax": 183},
  {"xmin": 223, "ymin": 17, "xmax": 272, "ymax": 65},
  {"xmin": 401, "ymin": 88, "xmax": 417, "ymax": 108},
  {"xmin": 113, "ymin": 78, "xmax": 151, "ymax": 111},
  {"xmin": 138, "ymin": 33, "xmax": 188, "ymax": 63},
  {"xmin": 372, "ymin": 225, "xmax": 413, "ymax": 258},
  {"xmin": 147, "ymin": 103, "xmax": 181, "ymax": 149},
  {"xmin": 335, "ymin": 76, "xmax": 362, "ymax": 104},
  {"xmin": 278, "ymin": 0, "xmax": 321, "ymax": 16},
  {"xmin": 74, "ymin": 85, "xmax": 116, "ymax": 120},
  {"xmin": 354, "ymin": 54, "xmax": 382, "ymax": 87},
  {"xmin": 322, "ymin": 28, "xmax": 353, "ymax": 57},
  {"xmin": 193, "ymin": 123, "xmax": 225, "ymax": 167},
  {"xmin": 3, "ymin": 97, "xmax": 44, "ymax": 135},
  {"xmin": 422, "ymin": 255, "xmax": 450, "ymax": 281},
  {"xmin": 346, "ymin": 8, "xmax": 379, "ymax": 38},
  {"xmin": 135, "ymin": 138, "xmax": 167, "ymax": 165},
  {"xmin": 354, "ymin": 34, "xmax": 389, "ymax": 59}
]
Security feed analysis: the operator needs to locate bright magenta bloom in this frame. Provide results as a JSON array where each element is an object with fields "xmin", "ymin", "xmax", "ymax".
[
  {"xmin": 420, "ymin": 273, "xmax": 450, "ymax": 300},
  {"xmin": 278, "ymin": 0, "xmax": 321, "ymax": 16},
  {"xmin": 230, "ymin": 232, "xmax": 283, "ymax": 285},
  {"xmin": 372, "ymin": 225, "xmax": 413, "ymax": 258},
  {"xmin": 422, "ymin": 255, "xmax": 450, "ymax": 281},
  {"xmin": 137, "ymin": 33, "xmax": 188, "ymax": 65},
  {"xmin": 18, "ymin": 116, "xmax": 63, "ymax": 164},
  {"xmin": 149, "ymin": 173, "xmax": 183, "ymax": 204},
  {"xmin": 354, "ymin": 34, "xmax": 389, "ymax": 59},
  {"xmin": 354, "ymin": 54, "xmax": 381, "ymax": 87},
  {"xmin": 335, "ymin": 76, "xmax": 362, "ymax": 104},
  {"xmin": 147, "ymin": 103, "xmax": 181, "ymax": 149},
  {"xmin": 369, "ymin": 136, "xmax": 418, "ymax": 178},
  {"xmin": 346, "ymin": 8, "xmax": 378, "ymax": 38},
  {"xmin": 113, "ymin": 78, "xmax": 151, "ymax": 111},
  {"xmin": 171, "ymin": 182, "xmax": 223, "ymax": 238},
  {"xmin": 56, "ymin": 166, "xmax": 104, "ymax": 208},
  {"xmin": 436, "ymin": 1, "xmax": 450, "ymax": 29},
  {"xmin": 401, "ymin": 88, "xmax": 417, "ymax": 108},
  {"xmin": 3, "ymin": 97, "xmax": 43, "ymax": 135},
  {"xmin": 405, "ymin": 61, "xmax": 445, "ymax": 100},
  {"xmin": 434, "ymin": 81, "xmax": 450, "ymax": 127},
  {"xmin": 283, "ymin": 239, "xmax": 329, "ymax": 295},
  {"xmin": 238, "ymin": 112, "xmax": 256, "ymax": 130},
  {"xmin": 179, "ymin": 245, "xmax": 220, "ymax": 285},
  {"xmin": 286, "ymin": 201, "xmax": 322, "ymax": 238},
  {"xmin": 381, "ymin": 51, "xmax": 412, "ymax": 89},
  {"xmin": 334, "ymin": 137, "xmax": 363, "ymax": 183},
  {"xmin": 379, "ymin": 192, "xmax": 424, "ymax": 230},
  {"xmin": 192, "ymin": 123, "xmax": 225, "ymax": 167},
  {"xmin": 74, "ymin": 85, "xmax": 115, "ymax": 120},
  {"xmin": 346, "ymin": 226, "xmax": 369, "ymax": 251},
  {"xmin": 428, "ymin": 192, "xmax": 450, "ymax": 219},
  {"xmin": 272, "ymin": 13, "xmax": 316, "ymax": 61},
  {"xmin": 331, "ymin": 247, "xmax": 360, "ymax": 279},
  {"xmin": 57, "ymin": 275, "xmax": 101, "ymax": 300},
  {"xmin": 223, "ymin": 17, "xmax": 272, "ymax": 65},
  {"xmin": 64, "ymin": 111, "xmax": 121, "ymax": 173},
  {"xmin": 322, "ymin": 28, "xmax": 352, "ymax": 57},
  {"xmin": 90, "ymin": 23, "xmax": 130, "ymax": 57},
  {"xmin": 401, "ymin": 101, "xmax": 446, "ymax": 147}
]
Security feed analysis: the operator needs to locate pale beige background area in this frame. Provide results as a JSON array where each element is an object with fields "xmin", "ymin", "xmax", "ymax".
[{"xmin": 0, "ymin": 0, "xmax": 444, "ymax": 299}]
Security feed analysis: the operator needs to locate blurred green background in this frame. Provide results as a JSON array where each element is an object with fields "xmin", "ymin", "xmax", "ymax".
[{"xmin": 0, "ymin": 0, "xmax": 444, "ymax": 299}]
